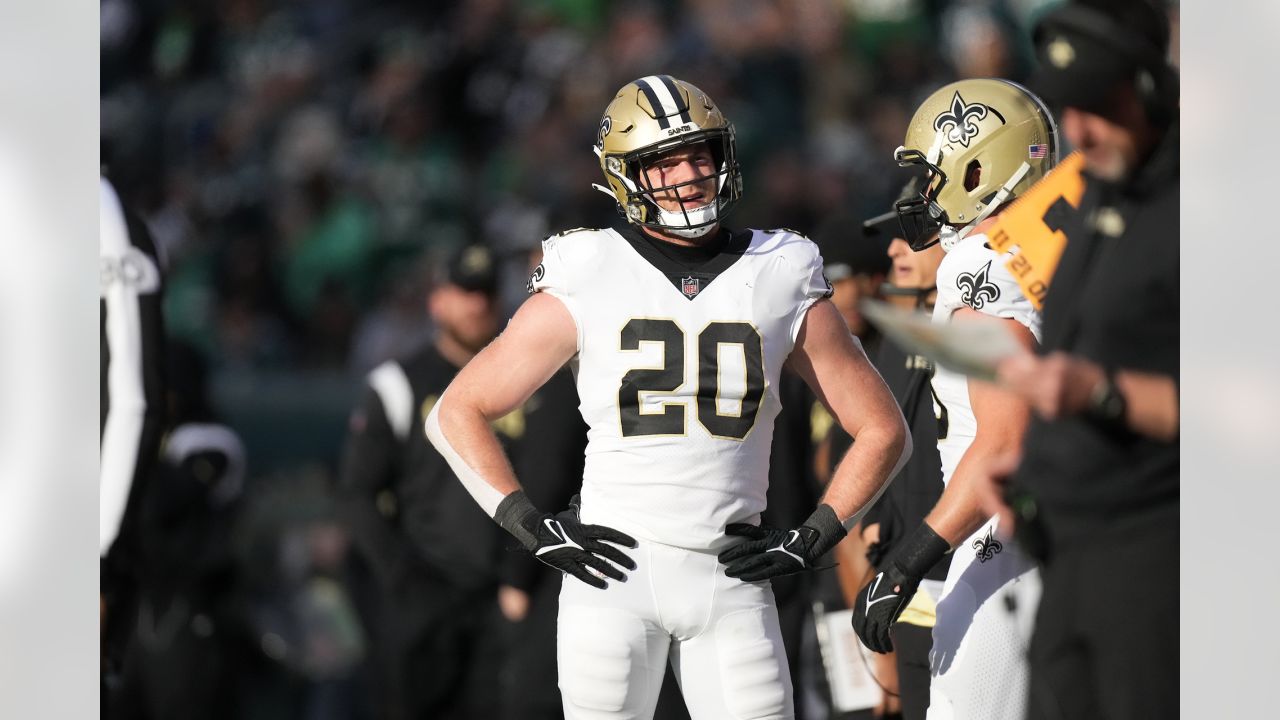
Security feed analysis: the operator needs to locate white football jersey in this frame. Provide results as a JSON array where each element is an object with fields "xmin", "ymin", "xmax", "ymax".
[
  {"xmin": 930, "ymin": 232, "xmax": 1041, "ymax": 483},
  {"xmin": 529, "ymin": 225, "xmax": 831, "ymax": 552}
]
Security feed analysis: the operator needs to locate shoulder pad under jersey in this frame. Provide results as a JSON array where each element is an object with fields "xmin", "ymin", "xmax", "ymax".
[{"xmin": 763, "ymin": 227, "xmax": 806, "ymax": 237}]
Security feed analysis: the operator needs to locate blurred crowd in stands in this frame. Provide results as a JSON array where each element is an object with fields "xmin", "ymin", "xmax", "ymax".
[{"xmin": 102, "ymin": 0, "xmax": 1051, "ymax": 378}]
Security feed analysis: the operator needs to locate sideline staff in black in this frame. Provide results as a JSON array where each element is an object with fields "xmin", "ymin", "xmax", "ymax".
[
  {"xmin": 985, "ymin": 2, "xmax": 1179, "ymax": 718},
  {"xmin": 100, "ymin": 176, "xmax": 168, "ymax": 689},
  {"xmin": 338, "ymin": 245, "xmax": 512, "ymax": 719}
]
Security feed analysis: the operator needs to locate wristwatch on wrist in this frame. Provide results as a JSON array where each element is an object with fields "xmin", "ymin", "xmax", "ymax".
[{"xmin": 1086, "ymin": 369, "xmax": 1127, "ymax": 428}]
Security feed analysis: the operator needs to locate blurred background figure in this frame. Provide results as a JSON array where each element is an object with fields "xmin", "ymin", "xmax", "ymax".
[
  {"xmin": 842, "ymin": 181, "xmax": 949, "ymax": 720},
  {"xmin": 814, "ymin": 211, "xmax": 892, "ymax": 350},
  {"xmin": 109, "ymin": 340, "xmax": 250, "ymax": 720},
  {"xmin": 338, "ymin": 244, "xmax": 509, "ymax": 720},
  {"xmin": 100, "ymin": 175, "xmax": 167, "ymax": 706},
  {"xmin": 989, "ymin": 2, "xmax": 1181, "ymax": 718}
]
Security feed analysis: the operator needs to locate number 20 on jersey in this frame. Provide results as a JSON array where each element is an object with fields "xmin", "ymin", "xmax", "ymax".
[{"xmin": 617, "ymin": 318, "xmax": 765, "ymax": 440}]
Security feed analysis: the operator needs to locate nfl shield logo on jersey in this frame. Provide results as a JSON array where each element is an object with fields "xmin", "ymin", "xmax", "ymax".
[{"xmin": 680, "ymin": 276, "xmax": 701, "ymax": 299}]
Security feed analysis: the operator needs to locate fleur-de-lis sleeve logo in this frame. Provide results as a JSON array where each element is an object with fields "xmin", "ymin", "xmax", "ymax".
[
  {"xmin": 933, "ymin": 92, "xmax": 990, "ymax": 148},
  {"xmin": 956, "ymin": 260, "xmax": 1001, "ymax": 310},
  {"xmin": 526, "ymin": 263, "xmax": 545, "ymax": 294},
  {"xmin": 971, "ymin": 527, "xmax": 1003, "ymax": 563}
]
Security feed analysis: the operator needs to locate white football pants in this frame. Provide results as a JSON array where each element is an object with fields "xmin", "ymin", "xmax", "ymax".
[
  {"xmin": 556, "ymin": 537, "xmax": 794, "ymax": 720},
  {"xmin": 926, "ymin": 516, "xmax": 1041, "ymax": 720}
]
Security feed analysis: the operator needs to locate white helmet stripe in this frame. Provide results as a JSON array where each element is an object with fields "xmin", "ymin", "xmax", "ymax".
[
  {"xmin": 654, "ymin": 75, "xmax": 693, "ymax": 124},
  {"xmin": 637, "ymin": 75, "xmax": 686, "ymax": 127}
]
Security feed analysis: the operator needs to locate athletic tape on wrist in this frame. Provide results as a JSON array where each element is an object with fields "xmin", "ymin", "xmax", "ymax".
[
  {"xmin": 423, "ymin": 393, "xmax": 507, "ymax": 517},
  {"xmin": 494, "ymin": 490, "xmax": 541, "ymax": 549},
  {"xmin": 895, "ymin": 523, "xmax": 951, "ymax": 577},
  {"xmin": 803, "ymin": 504, "xmax": 848, "ymax": 557}
]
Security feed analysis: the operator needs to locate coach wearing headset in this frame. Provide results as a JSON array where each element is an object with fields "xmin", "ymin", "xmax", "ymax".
[{"xmin": 974, "ymin": 1, "xmax": 1180, "ymax": 719}]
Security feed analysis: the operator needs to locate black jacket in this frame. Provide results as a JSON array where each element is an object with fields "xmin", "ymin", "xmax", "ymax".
[
  {"xmin": 339, "ymin": 345, "xmax": 583, "ymax": 594},
  {"xmin": 1013, "ymin": 122, "xmax": 1180, "ymax": 544},
  {"xmin": 338, "ymin": 343, "xmax": 510, "ymax": 593}
]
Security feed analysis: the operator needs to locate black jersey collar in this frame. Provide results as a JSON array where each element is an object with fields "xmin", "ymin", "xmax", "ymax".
[{"xmin": 613, "ymin": 222, "xmax": 752, "ymax": 301}]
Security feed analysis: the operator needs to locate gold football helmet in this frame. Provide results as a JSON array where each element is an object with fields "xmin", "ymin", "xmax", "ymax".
[
  {"xmin": 895, "ymin": 78, "xmax": 1058, "ymax": 250},
  {"xmin": 593, "ymin": 75, "xmax": 742, "ymax": 238}
]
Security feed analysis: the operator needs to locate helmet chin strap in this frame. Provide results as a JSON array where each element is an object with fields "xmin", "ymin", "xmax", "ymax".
[{"xmin": 941, "ymin": 161, "xmax": 1032, "ymax": 252}]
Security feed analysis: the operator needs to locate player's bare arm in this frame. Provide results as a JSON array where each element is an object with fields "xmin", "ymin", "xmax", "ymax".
[
  {"xmin": 787, "ymin": 298, "xmax": 910, "ymax": 522},
  {"xmin": 923, "ymin": 309, "xmax": 1037, "ymax": 546},
  {"xmin": 427, "ymin": 292, "xmax": 638, "ymax": 589},
  {"xmin": 433, "ymin": 291, "xmax": 578, "ymax": 497}
]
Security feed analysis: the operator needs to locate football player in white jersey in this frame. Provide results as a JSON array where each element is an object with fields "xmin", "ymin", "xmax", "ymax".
[
  {"xmin": 850, "ymin": 79, "xmax": 1059, "ymax": 720},
  {"xmin": 425, "ymin": 75, "xmax": 910, "ymax": 719}
]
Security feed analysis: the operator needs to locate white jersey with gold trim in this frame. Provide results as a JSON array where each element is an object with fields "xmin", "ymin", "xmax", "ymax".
[
  {"xmin": 930, "ymin": 232, "xmax": 1041, "ymax": 484},
  {"xmin": 529, "ymin": 225, "xmax": 830, "ymax": 552},
  {"xmin": 926, "ymin": 231, "xmax": 1043, "ymax": 720}
]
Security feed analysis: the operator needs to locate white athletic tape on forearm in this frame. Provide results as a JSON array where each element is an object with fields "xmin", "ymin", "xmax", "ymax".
[{"xmin": 423, "ymin": 395, "xmax": 506, "ymax": 517}]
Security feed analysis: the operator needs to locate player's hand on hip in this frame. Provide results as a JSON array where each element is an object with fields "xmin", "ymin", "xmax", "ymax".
[
  {"xmin": 530, "ymin": 500, "xmax": 638, "ymax": 589},
  {"xmin": 495, "ymin": 491, "xmax": 638, "ymax": 589},
  {"xmin": 851, "ymin": 523, "xmax": 950, "ymax": 653},
  {"xmin": 718, "ymin": 504, "xmax": 847, "ymax": 582}
]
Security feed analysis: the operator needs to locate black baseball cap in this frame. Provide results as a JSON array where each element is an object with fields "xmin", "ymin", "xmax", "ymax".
[
  {"xmin": 1028, "ymin": 0, "xmax": 1170, "ymax": 114},
  {"xmin": 1029, "ymin": 29, "xmax": 1135, "ymax": 114},
  {"xmin": 442, "ymin": 244, "xmax": 500, "ymax": 295},
  {"xmin": 862, "ymin": 176, "xmax": 926, "ymax": 244},
  {"xmin": 860, "ymin": 208, "xmax": 900, "ymax": 244}
]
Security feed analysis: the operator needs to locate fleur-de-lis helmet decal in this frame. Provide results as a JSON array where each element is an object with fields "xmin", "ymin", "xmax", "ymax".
[
  {"xmin": 956, "ymin": 260, "xmax": 1001, "ymax": 310},
  {"xmin": 893, "ymin": 79, "xmax": 1059, "ymax": 251},
  {"xmin": 933, "ymin": 92, "xmax": 990, "ymax": 148}
]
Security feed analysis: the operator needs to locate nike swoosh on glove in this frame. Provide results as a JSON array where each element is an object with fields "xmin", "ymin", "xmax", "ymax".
[
  {"xmin": 717, "ymin": 504, "xmax": 847, "ymax": 582},
  {"xmin": 496, "ymin": 491, "xmax": 637, "ymax": 589},
  {"xmin": 852, "ymin": 565, "xmax": 918, "ymax": 653},
  {"xmin": 851, "ymin": 522, "xmax": 950, "ymax": 653}
]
